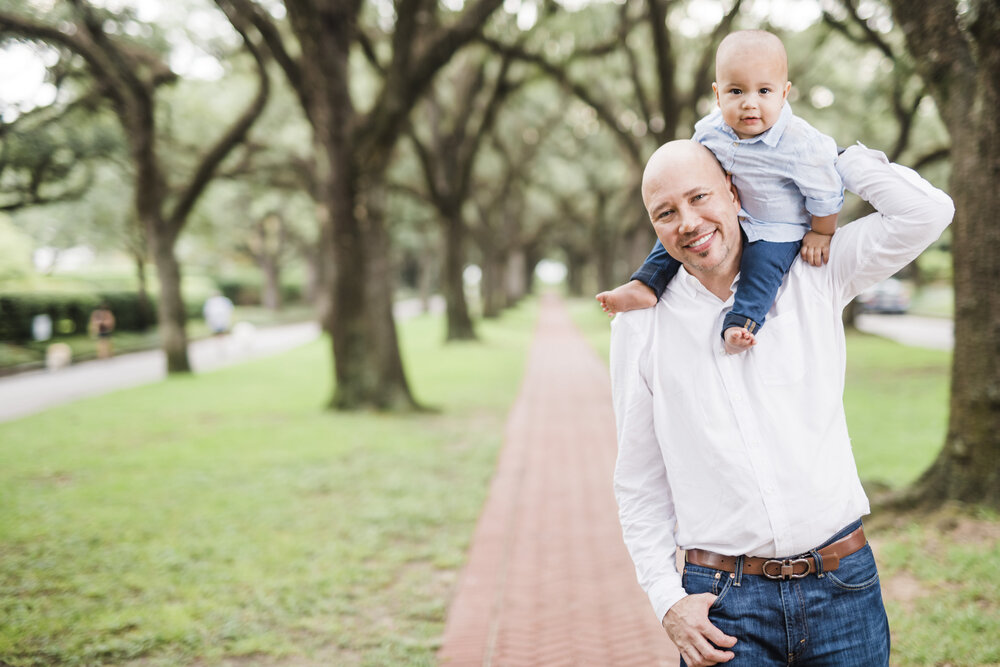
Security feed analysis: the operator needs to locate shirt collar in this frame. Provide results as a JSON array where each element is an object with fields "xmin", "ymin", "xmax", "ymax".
[{"xmin": 670, "ymin": 264, "xmax": 738, "ymax": 304}]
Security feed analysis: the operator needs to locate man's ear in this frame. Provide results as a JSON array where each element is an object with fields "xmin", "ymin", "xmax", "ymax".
[
  {"xmin": 726, "ymin": 174, "xmax": 740, "ymax": 209},
  {"xmin": 713, "ymin": 82, "xmax": 721, "ymax": 106}
]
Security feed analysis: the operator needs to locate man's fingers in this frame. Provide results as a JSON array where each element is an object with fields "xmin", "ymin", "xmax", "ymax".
[
  {"xmin": 704, "ymin": 621, "xmax": 738, "ymax": 648},
  {"xmin": 681, "ymin": 639, "xmax": 735, "ymax": 666}
]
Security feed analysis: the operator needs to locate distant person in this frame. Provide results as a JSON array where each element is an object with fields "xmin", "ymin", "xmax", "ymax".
[
  {"xmin": 203, "ymin": 292, "xmax": 235, "ymax": 336},
  {"xmin": 597, "ymin": 30, "xmax": 842, "ymax": 355},
  {"xmin": 88, "ymin": 302, "xmax": 116, "ymax": 359}
]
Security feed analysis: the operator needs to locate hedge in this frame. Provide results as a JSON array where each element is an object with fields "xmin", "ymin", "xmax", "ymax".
[{"xmin": 0, "ymin": 291, "xmax": 156, "ymax": 343}]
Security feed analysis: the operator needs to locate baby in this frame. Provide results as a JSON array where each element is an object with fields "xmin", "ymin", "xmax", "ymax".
[{"xmin": 597, "ymin": 30, "xmax": 843, "ymax": 354}]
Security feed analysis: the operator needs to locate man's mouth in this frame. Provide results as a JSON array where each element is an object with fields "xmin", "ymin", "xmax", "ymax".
[{"xmin": 684, "ymin": 230, "xmax": 716, "ymax": 253}]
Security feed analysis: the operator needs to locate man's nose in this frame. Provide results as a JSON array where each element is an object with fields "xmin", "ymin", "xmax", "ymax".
[{"xmin": 677, "ymin": 209, "xmax": 699, "ymax": 233}]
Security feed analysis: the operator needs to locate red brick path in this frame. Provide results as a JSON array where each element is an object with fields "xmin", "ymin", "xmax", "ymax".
[{"xmin": 438, "ymin": 294, "xmax": 679, "ymax": 666}]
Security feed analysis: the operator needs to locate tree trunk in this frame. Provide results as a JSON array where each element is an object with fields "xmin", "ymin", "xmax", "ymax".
[
  {"xmin": 149, "ymin": 233, "xmax": 190, "ymax": 372},
  {"xmin": 443, "ymin": 209, "xmax": 476, "ymax": 340},
  {"xmin": 417, "ymin": 245, "xmax": 436, "ymax": 314},
  {"xmin": 260, "ymin": 256, "xmax": 281, "ymax": 310},
  {"xmin": 889, "ymin": 0, "xmax": 1000, "ymax": 508},
  {"xmin": 480, "ymin": 244, "xmax": 506, "ymax": 318},
  {"xmin": 523, "ymin": 245, "xmax": 540, "ymax": 296},
  {"xmin": 133, "ymin": 250, "xmax": 154, "ymax": 330},
  {"xmin": 564, "ymin": 249, "xmax": 587, "ymax": 297},
  {"xmin": 504, "ymin": 248, "xmax": 526, "ymax": 305},
  {"xmin": 325, "ymin": 164, "xmax": 416, "ymax": 410}
]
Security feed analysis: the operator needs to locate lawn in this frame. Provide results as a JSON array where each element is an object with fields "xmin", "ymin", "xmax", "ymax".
[
  {"xmin": 567, "ymin": 295, "xmax": 999, "ymax": 666},
  {"xmin": 0, "ymin": 300, "xmax": 537, "ymax": 666}
]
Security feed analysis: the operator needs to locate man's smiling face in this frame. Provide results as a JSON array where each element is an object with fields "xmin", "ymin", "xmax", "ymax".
[{"xmin": 641, "ymin": 141, "xmax": 743, "ymax": 284}]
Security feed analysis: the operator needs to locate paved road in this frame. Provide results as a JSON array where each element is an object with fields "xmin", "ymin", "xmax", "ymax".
[
  {"xmin": 855, "ymin": 313, "xmax": 953, "ymax": 351},
  {"xmin": 0, "ymin": 296, "xmax": 444, "ymax": 424}
]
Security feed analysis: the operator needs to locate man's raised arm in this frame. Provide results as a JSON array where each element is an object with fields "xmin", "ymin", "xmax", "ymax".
[{"xmin": 827, "ymin": 144, "xmax": 954, "ymax": 306}]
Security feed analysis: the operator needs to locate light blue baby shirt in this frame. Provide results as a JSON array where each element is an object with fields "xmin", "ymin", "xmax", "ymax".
[{"xmin": 693, "ymin": 103, "xmax": 843, "ymax": 243}]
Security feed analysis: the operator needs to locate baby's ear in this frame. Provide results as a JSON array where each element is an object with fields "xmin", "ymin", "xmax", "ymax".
[
  {"xmin": 712, "ymin": 82, "xmax": 720, "ymax": 105},
  {"xmin": 783, "ymin": 81, "xmax": 792, "ymax": 99}
]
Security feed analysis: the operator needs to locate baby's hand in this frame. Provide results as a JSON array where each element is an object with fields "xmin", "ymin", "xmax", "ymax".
[
  {"xmin": 801, "ymin": 231, "xmax": 833, "ymax": 267},
  {"xmin": 723, "ymin": 326, "xmax": 757, "ymax": 355},
  {"xmin": 596, "ymin": 280, "xmax": 657, "ymax": 317}
]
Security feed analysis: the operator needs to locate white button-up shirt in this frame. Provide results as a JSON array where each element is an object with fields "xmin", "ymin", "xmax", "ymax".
[{"xmin": 610, "ymin": 146, "xmax": 954, "ymax": 622}]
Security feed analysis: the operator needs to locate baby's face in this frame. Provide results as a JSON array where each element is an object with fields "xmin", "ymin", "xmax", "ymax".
[{"xmin": 713, "ymin": 50, "xmax": 791, "ymax": 139}]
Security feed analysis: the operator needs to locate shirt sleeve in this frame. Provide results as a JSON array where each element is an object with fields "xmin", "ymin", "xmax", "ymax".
[
  {"xmin": 827, "ymin": 144, "xmax": 955, "ymax": 306},
  {"xmin": 792, "ymin": 129, "xmax": 844, "ymax": 218},
  {"xmin": 609, "ymin": 312, "xmax": 687, "ymax": 622}
]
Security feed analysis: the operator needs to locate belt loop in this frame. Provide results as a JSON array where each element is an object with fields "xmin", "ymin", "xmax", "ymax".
[
  {"xmin": 734, "ymin": 555, "xmax": 744, "ymax": 587},
  {"xmin": 810, "ymin": 549, "xmax": 824, "ymax": 578}
]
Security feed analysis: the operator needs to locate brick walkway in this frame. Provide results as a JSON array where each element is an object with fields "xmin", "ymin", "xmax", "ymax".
[{"xmin": 438, "ymin": 294, "xmax": 679, "ymax": 666}]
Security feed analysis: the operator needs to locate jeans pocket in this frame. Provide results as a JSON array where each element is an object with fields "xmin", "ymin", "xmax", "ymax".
[
  {"xmin": 682, "ymin": 564, "xmax": 736, "ymax": 609},
  {"xmin": 827, "ymin": 544, "xmax": 880, "ymax": 591}
]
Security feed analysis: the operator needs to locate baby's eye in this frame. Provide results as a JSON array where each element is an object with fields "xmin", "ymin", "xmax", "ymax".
[
  {"xmin": 759, "ymin": 87, "xmax": 771, "ymax": 95},
  {"xmin": 729, "ymin": 88, "xmax": 742, "ymax": 95}
]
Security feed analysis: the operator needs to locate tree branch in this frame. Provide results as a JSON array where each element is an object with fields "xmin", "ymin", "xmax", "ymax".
[
  {"xmin": 166, "ymin": 10, "xmax": 270, "ymax": 233},
  {"xmin": 479, "ymin": 36, "xmax": 643, "ymax": 167}
]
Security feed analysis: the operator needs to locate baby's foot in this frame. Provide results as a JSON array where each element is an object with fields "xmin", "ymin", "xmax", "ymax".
[
  {"xmin": 723, "ymin": 327, "xmax": 757, "ymax": 355},
  {"xmin": 596, "ymin": 280, "xmax": 657, "ymax": 317}
]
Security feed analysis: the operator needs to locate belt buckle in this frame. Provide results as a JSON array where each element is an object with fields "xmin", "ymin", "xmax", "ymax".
[{"xmin": 762, "ymin": 557, "xmax": 811, "ymax": 580}]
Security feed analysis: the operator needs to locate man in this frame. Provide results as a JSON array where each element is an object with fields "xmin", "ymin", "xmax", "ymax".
[{"xmin": 609, "ymin": 140, "xmax": 953, "ymax": 666}]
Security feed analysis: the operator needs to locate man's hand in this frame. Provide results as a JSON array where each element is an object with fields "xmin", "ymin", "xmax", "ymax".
[
  {"xmin": 662, "ymin": 594, "xmax": 737, "ymax": 666},
  {"xmin": 800, "ymin": 230, "xmax": 833, "ymax": 267}
]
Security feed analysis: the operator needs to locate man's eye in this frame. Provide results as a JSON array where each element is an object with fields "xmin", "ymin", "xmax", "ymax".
[
  {"xmin": 692, "ymin": 194, "xmax": 706, "ymax": 202},
  {"xmin": 658, "ymin": 210, "xmax": 674, "ymax": 220}
]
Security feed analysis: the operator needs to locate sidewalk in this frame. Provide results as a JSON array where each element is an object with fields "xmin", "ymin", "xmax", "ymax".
[
  {"xmin": 438, "ymin": 294, "xmax": 677, "ymax": 666},
  {"xmin": 0, "ymin": 296, "xmax": 445, "ymax": 424}
]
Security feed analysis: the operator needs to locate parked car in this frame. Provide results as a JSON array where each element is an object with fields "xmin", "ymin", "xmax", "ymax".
[{"xmin": 857, "ymin": 278, "xmax": 910, "ymax": 314}]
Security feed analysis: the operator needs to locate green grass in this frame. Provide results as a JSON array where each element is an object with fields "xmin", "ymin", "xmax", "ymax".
[
  {"xmin": 843, "ymin": 332, "xmax": 951, "ymax": 489},
  {"xmin": 872, "ymin": 508, "xmax": 1000, "ymax": 666},
  {"xmin": 0, "ymin": 299, "xmax": 538, "ymax": 666},
  {"xmin": 566, "ymin": 296, "xmax": 998, "ymax": 667}
]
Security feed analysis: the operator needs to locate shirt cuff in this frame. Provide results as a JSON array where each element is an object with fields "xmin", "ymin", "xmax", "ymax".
[
  {"xmin": 836, "ymin": 142, "xmax": 890, "ymax": 195},
  {"xmin": 805, "ymin": 192, "xmax": 844, "ymax": 217},
  {"xmin": 649, "ymin": 576, "xmax": 689, "ymax": 624}
]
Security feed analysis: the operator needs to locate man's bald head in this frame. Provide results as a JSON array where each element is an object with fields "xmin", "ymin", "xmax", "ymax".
[
  {"xmin": 641, "ymin": 140, "xmax": 727, "ymax": 208},
  {"xmin": 715, "ymin": 30, "xmax": 788, "ymax": 82}
]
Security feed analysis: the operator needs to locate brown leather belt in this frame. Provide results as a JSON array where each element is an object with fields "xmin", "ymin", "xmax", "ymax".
[{"xmin": 685, "ymin": 526, "xmax": 867, "ymax": 581}]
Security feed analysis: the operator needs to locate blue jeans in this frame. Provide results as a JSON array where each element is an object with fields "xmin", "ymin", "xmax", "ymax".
[
  {"xmin": 679, "ymin": 520, "xmax": 890, "ymax": 666},
  {"xmin": 630, "ymin": 238, "xmax": 801, "ymax": 336}
]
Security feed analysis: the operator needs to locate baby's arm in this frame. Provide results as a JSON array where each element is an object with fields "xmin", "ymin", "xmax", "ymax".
[
  {"xmin": 801, "ymin": 212, "xmax": 837, "ymax": 267},
  {"xmin": 597, "ymin": 280, "xmax": 657, "ymax": 317}
]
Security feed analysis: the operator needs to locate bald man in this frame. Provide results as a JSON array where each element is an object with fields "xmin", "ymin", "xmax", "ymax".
[{"xmin": 610, "ymin": 140, "xmax": 952, "ymax": 666}]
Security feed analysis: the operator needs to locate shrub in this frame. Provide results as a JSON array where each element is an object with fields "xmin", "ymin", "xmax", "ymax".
[{"xmin": 0, "ymin": 291, "xmax": 156, "ymax": 342}]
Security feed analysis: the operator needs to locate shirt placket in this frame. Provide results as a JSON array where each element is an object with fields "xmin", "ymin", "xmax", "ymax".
[{"xmin": 714, "ymin": 335, "xmax": 794, "ymax": 555}]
